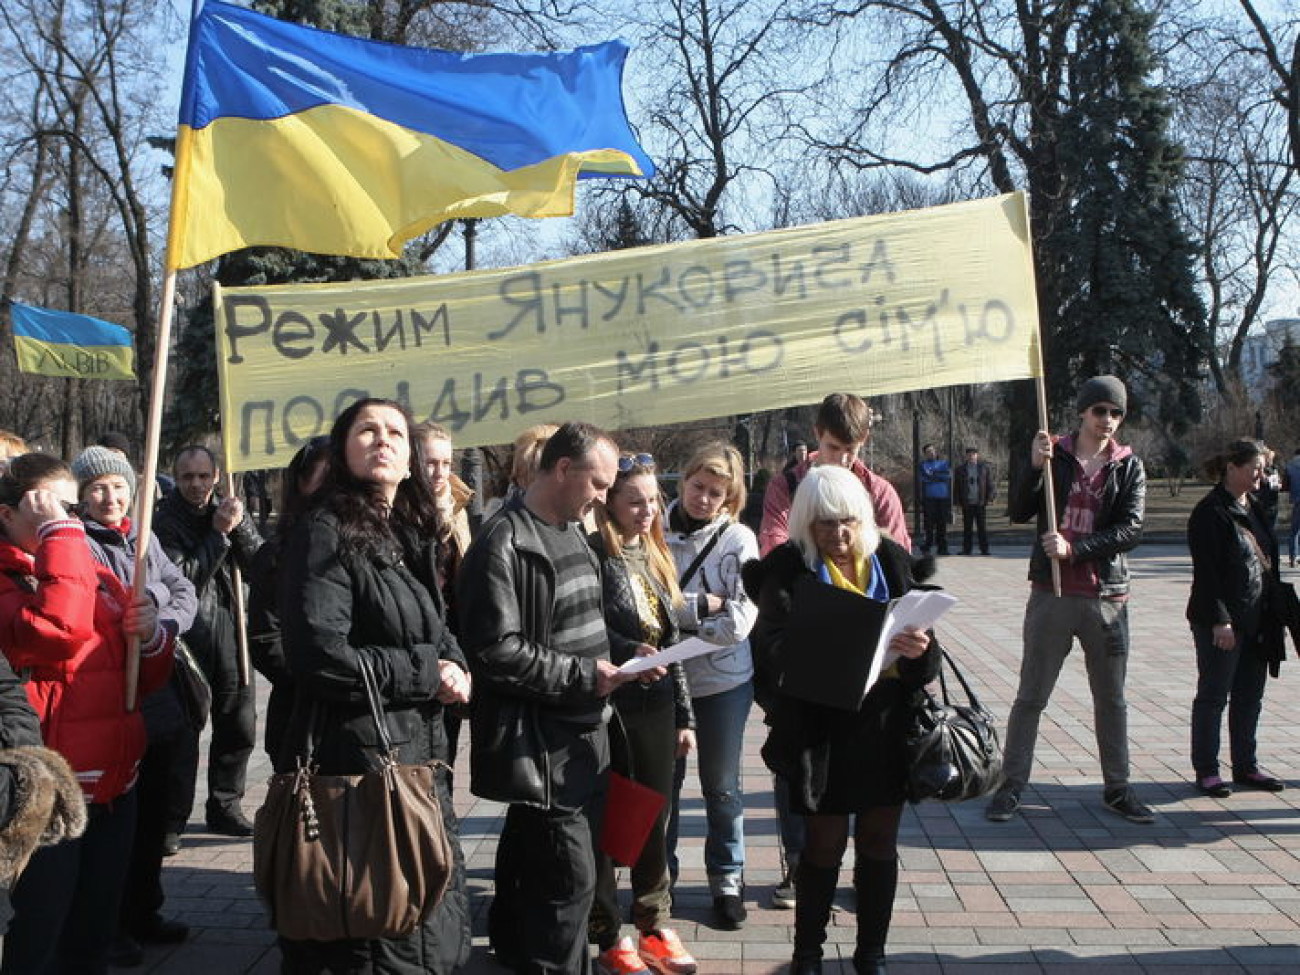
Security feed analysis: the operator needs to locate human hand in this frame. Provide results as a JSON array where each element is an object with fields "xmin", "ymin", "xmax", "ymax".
[
  {"xmin": 889, "ymin": 626, "xmax": 930, "ymax": 660},
  {"xmin": 213, "ymin": 496, "xmax": 245, "ymax": 534},
  {"xmin": 703, "ymin": 593, "xmax": 726, "ymax": 616},
  {"xmin": 596, "ymin": 658, "xmax": 666, "ymax": 697},
  {"xmin": 122, "ymin": 595, "xmax": 159, "ymax": 642},
  {"xmin": 1039, "ymin": 531, "xmax": 1072, "ymax": 560},
  {"xmin": 1212, "ymin": 623, "xmax": 1235, "ymax": 651},
  {"xmin": 633, "ymin": 643, "xmax": 667, "ymax": 685},
  {"xmin": 676, "ymin": 728, "xmax": 696, "ymax": 758},
  {"xmin": 436, "ymin": 660, "xmax": 471, "ymax": 704},
  {"xmin": 19, "ymin": 489, "xmax": 72, "ymax": 531},
  {"xmin": 1030, "ymin": 431, "xmax": 1053, "ymax": 470}
]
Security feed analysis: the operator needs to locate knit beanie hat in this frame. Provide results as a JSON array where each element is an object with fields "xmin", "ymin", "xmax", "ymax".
[
  {"xmin": 1075, "ymin": 375, "xmax": 1127, "ymax": 414},
  {"xmin": 70, "ymin": 445, "xmax": 137, "ymax": 498}
]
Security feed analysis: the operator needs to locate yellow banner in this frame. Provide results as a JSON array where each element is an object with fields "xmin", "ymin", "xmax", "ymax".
[{"xmin": 214, "ymin": 192, "xmax": 1040, "ymax": 472}]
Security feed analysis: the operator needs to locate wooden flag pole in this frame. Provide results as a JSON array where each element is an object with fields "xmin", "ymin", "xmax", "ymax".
[
  {"xmin": 1034, "ymin": 376, "xmax": 1063, "ymax": 598},
  {"xmin": 222, "ymin": 471, "xmax": 252, "ymax": 688},
  {"xmin": 126, "ymin": 268, "xmax": 178, "ymax": 711}
]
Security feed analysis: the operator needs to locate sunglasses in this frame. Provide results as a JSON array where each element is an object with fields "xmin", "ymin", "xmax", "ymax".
[
  {"xmin": 617, "ymin": 453, "xmax": 655, "ymax": 473},
  {"xmin": 1089, "ymin": 405, "xmax": 1125, "ymax": 419}
]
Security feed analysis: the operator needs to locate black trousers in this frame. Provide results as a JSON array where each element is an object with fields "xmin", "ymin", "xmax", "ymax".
[
  {"xmin": 199, "ymin": 645, "xmax": 256, "ymax": 813},
  {"xmin": 589, "ymin": 697, "xmax": 676, "ymax": 949},
  {"xmin": 961, "ymin": 503, "xmax": 989, "ymax": 554},
  {"xmin": 3, "ymin": 789, "xmax": 137, "ymax": 975},
  {"xmin": 489, "ymin": 720, "xmax": 607, "ymax": 975},
  {"xmin": 922, "ymin": 498, "xmax": 950, "ymax": 552},
  {"xmin": 123, "ymin": 723, "xmax": 197, "ymax": 931}
]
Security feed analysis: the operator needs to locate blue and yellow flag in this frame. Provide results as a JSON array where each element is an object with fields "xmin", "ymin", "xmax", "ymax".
[
  {"xmin": 166, "ymin": 1, "xmax": 655, "ymax": 271},
  {"xmin": 10, "ymin": 303, "xmax": 135, "ymax": 380}
]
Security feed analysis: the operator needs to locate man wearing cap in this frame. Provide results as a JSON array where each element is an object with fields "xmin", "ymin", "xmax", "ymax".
[{"xmin": 986, "ymin": 375, "xmax": 1153, "ymax": 824}]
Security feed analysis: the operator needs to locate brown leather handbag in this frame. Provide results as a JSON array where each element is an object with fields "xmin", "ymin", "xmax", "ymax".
[{"xmin": 253, "ymin": 657, "xmax": 452, "ymax": 941}]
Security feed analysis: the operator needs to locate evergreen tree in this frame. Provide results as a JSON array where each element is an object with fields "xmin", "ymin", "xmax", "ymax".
[{"xmin": 1048, "ymin": 0, "xmax": 1209, "ymax": 433}]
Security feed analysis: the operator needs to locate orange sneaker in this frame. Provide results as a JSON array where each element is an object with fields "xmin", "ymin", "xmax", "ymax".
[
  {"xmin": 638, "ymin": 928, "xmax": 697, "ymax": 975},
  {"xmin": 595, "ymin": 936, "xmax": 651, "ymax": 975}
]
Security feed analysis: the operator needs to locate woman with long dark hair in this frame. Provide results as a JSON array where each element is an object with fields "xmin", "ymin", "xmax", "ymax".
[
  {"xmin": 276, "ymin": 400, "xmax": 472, "ymax": 973},
  {"xmin": 1188, "ymin": 438, "xmax": 1286, "ymax": 797}
]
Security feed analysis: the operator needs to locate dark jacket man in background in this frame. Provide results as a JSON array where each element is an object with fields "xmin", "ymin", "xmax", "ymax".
[
  {"xmin": 154, "ymin": 445, "xmax": 263, "ymax": 836},
  {"xmin": 954, "ymin": 447, "xmax": 996, "ymax": 555}
]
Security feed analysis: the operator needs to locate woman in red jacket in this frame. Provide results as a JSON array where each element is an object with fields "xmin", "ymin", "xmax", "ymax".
[{"xmin": 0, "ymin": 453, "xmax": 174, "ymax": 975}]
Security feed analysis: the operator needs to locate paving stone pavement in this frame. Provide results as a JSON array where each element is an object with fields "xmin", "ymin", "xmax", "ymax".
[{"xmin": 134, "ymin": 543, "xmax": 1300, "ymax": 974}]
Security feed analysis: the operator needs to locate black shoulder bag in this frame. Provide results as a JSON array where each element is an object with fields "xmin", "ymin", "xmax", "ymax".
[{"xmin": 904, "ymin": 645, "xmax": 1003, "ymax": 803}]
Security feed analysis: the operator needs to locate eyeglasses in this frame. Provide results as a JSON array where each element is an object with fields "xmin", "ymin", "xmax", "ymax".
[
  {"xmin": 617, "ymin": 453, "xmax": 655, "ymax": 473},
  {"xmin": 1089, "ymin": 405, "xmax": 1125, "ymax": 419}
]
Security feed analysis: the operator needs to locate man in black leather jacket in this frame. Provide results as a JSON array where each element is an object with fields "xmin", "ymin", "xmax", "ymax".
[
  {"xmin": 154, "ymin": 446, "xmax": 263, "ymax": 837},
  {"xmin": 986, "ymin": 376, "xmax": 1154, "ymax": 825},
  {"xmin": 457, "ymin": 422, "xmax": 648, "ymax": 974}
]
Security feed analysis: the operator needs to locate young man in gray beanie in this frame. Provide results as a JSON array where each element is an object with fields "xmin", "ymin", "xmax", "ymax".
[{"xmin": 987, "ymin": 375, "xmax": 1153, "ymax": 824}]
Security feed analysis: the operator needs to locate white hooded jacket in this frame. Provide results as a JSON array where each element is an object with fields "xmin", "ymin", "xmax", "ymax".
[{"xmin": 665, "ymin": 499, "xmax": 759, "ymax": 699}]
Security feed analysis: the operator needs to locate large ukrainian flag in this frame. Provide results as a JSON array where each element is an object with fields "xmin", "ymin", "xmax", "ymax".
[
  {"xmin": 166, "ymin": 1, "xmax": 655, "ymax": 271},
  {"xmin": 10, "ymin": 303, "xmax": 135, "ymax": 380}
]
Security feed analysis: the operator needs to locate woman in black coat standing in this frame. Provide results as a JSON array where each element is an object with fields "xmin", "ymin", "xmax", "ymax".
[
  {"xmin": 277, "ymin": 399, "xmax": 473, "ymax": 974},
  {"xmin": 743, "ymin": 465, "xmax": 937, "ymax": 975},
  {"xmin": 1187, "ymin": 438, "xmax": 1286, "ymax": 798}
]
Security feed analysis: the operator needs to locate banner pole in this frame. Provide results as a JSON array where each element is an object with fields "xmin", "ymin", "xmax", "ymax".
[
  {"xmin": 1034, "ymin": 371, "xmax": 1062, "ymax": 599},
  {"xmin": 126, "ymin": 268, "xmax": 178, "ymax": 711},
  {"xmin": 222, "ymin": 471, "xmax": 252, "ymax": 687}
]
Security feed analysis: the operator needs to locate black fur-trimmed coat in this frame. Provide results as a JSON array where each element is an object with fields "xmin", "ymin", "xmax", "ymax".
[{"xmin": 743, "ymin": 539, "xmax": 939, "ymax": 813}]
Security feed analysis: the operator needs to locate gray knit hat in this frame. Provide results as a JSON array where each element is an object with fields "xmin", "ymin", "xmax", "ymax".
[
  {"xmin": 70, "ymin": 445, "xmax": 137, "ymax": 497},
  {"xmin": 1076, "ymin": 375, "xmax": 1127, "ymax": 414}
]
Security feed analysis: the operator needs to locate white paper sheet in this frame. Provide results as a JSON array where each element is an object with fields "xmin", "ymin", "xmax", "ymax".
[
  {"xmin": 617, "ymin": 636, "xmax": 720, "ymax": 674},
  {"xmin": 864, "ymin": 590, "xmax": 959, "ymax": 699}
]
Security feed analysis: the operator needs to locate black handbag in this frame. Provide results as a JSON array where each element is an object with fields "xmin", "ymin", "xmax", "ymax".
[
  {"xmin": 904, "ymin": 646, "xmax": 1003, "ymax": 803},
  {"xmin": 172, "ymin": 639, "xmax": 212, "ymax": 733}
]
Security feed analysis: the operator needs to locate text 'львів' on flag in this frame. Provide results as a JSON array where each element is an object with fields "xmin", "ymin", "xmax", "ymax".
[
  {"xmin": 10, "ymin": 302, "xmax": 135, "ymax": 380},
  {"xmin": 165, "ymin": 0, "xmax": 656, "ymax": 271}
]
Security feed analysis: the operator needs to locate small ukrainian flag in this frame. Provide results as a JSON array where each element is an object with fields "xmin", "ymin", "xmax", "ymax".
[{"xmin": 10, "ymin": 302, "xmax": 135, "ymax": 381}]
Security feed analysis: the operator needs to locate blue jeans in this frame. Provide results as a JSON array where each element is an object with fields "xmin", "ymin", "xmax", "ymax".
[
  {"xmin": 1290, "ymin": 500, "xmax": 1300, "ymax": 564},
  {"xmin": 666, "ymin": 681, "xmax": 752, "ymax": 897},
  {"xmin": 1190, "ymin": 623, "xmax": 1269, "ymax": 778}
]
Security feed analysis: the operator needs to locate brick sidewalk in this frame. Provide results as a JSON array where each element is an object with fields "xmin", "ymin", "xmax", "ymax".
[{"xmin": 134, "ymin": 543, "xmax": 1300, "ymax": 973}]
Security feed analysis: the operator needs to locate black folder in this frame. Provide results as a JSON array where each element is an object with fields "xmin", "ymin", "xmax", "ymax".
[{"xmin": 777, "ymin": 575, "xmax": 890, "ymax": 711}]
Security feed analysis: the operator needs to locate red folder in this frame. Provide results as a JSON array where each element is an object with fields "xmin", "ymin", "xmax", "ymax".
[{"xmin": 599, "ymin": 772, "xmax": 667, "ymax": 867}]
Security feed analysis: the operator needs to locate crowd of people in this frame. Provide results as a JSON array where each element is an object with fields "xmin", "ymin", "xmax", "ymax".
[{"xmin": 0, "ymin": 374, "xmax": 1294, "ymax": 975}]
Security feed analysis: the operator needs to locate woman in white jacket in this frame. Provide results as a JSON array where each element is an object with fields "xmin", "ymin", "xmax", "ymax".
[{"xmin": 664, "ymin": 442, "xmax": 759, "ymax": 930}]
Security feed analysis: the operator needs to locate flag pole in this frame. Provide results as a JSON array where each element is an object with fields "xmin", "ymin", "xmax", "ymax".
[
  {"xmin": 222, "ymin": 471, "xmax": 252, "ymax": 688},
  {"xmin": 1032, "ymin": 363, "xmax": 1062, "ymax": 598},
  {"xmin": 126, "ymin": 268, "xmax": 178, "ymax": 711}
]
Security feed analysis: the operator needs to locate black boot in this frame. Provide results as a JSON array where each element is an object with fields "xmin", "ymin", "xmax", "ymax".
[
  {"xmin": 852, "ymin": 857, "xmax": 897, "ymax": 974},
  {"xmin": 791, "ymin": 861, "xmax": 840, "ymax": 974}
]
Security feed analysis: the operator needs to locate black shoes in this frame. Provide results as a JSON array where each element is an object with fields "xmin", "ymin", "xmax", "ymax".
[
  {"xmin": 1233, "ymin": 771, "xmax": 1286, "ymax": 792},
  {"xmin": 1195, "ymin": 776, "xmax": 1231, "ymax": 798},
  {"xmin": 132, "ymin": 916, "xmax": 190, "ymax": 944},
  {"xmin": 107, "ymin": 935, "xmax": 143, "ymax": 968},
  {"xmin": 206, "ymin": 804, "xmax": 254, "ymax": 837},
  {"xmin": 162, "ymin": 831, "xmax": 182, "ymax": 856},
  {"xmin": 1104, "ymin": 788, "xmax": 1156, "ymax": 824},
  {"xmin": 712, "ymin": 893, "xmax": 747, "ymax": 930}
]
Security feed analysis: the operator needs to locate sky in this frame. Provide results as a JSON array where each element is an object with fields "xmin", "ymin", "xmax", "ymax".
[{"xmin": 152, "ymin": 0, "xmax": 1298, "ymax": 322}]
